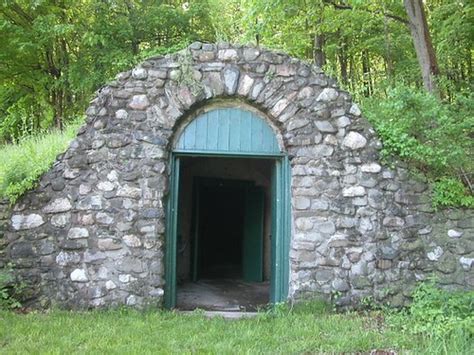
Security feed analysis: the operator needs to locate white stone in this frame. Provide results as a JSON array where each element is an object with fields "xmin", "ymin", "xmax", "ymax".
[
  {"xmin": 68, "ymin": 227, "xmax": 89, "ymax": 239},
  {"xmin": 297, "ymin": 87, "xmax": 313, "ymax": 100},
  {"xmin": 97, "ymin": 181, "xmax": 115, "ymax": 191},
  {"xmin": 96, "ymin": 212, "xmax": 114, "ymax": 225},
  {"xmin": 132, "ymin": 67, "xmax": 147, "ymax": 80},
  {"xmin": 361, "ymin": 163, "xmax": 382, "ymax": 173},
  {"xmin": 51, "ymin": 213, "xmax": 71, "ymax": 228},
  {"xmin": 218, "ymin": 49, "xmax": 238, "ymax": 60},
  {"xmin": 105, "ymin": 280, "xmax": 117, "ymax": 290},
  {"xmin": 123, "ymin": 234, "xmax": 142, "ymax": 248},
  {"xmin": 70, "ymin": 269, "xmax": 88, "ymax": 282},
  {"xmin": 115, "ymin": 109, "xmax": 128, "ymax": 119},
  {"xmin": 316, "ymin": 88, "xmax": 338, "ymax": 102},
  {"xmin": 43, "ymin": 198, "xmax": 72, "ymax": 214},
  {"xmin": 129, "ymin": 95, "xmax": 150, "ymax": 110},
  {"xmin": 223, "ymin": 67, "xmax": 239, "ymax": 94},
  {"xmin": 459, "ymin": 257, "xmax": 473, "ymax": 270},
  {"xmin": 342, "ymin": 186, "xmax": 366, "ymax": 197},
  {"xmin": 342, "ymin": 131, "xmax": 367, "ymax": 150},
  {"xmin": 295, "ymin": 218, "xmax": 313, "ymax": 231},
  {"xmin": 107, "ymin": 170, "xmax": 119, "ymax": 182},
  {"xmin": 11, "ymin": 214, "xmax": 44, "ymax": 230},
  {"xmin": 427, "ymin": 246, "xmax": 444, "ymax": 261},
  {"xmin": 314, "ymin": 221, "xmax": 336, "ymax": 234},
  {"xmin": 448, "ymin": 229, "xmax": 463, "ymax": 238},
  {"xmin": 117, "ymin": 185, "xmax": 142, "ymax": 199},
  {"xmin": 79, "ymin": 184, "xmax": 91, "ymax": 195},
  {"xmin": 349, "ymin": 103, "xmax": 361, "ymax": 116},
  {"xmin": 287, "ymin": 118, "xmax": 309, "ymax": 131},
  {"xmin": 119, "ymin": 274, "xmax": 132, "ymax": 283},
  {"xmin": 126, "ymin": 295, "xmax": 137, "ymax": 306},
  {"xmin": 324, "ymin": 135, "xmax": 338, "ymax": 145},
  {"xmin": 56, "ymin": 251, "xmax": 80, "ymax": 266},
  {"xmin": 294, "ymin": 196, "xmax": 311, "ymax": 210},
  {"xmin": 237, "ymin": 75, "xmax": 254, "ymax": 96},
  {"xmin": 270, "ymin": 98, "xmax": 289, "ymax": 117}
]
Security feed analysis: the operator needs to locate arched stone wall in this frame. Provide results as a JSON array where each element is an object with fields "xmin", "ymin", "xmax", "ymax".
[{"xmin": 0, "ymin": 43, "xmax": 472, "ymax": 309}]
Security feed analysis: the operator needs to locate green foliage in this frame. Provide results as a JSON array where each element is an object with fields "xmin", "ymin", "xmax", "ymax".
[
  {"xmin": 387, "ymin": 280, "xmax": 474, "ymax": 352},
  {"xmin": 0, "ymin": 263, "xmax": 23, "ymax": 310},
  {"xmin": 0, "ymin": 119, "xmax": 82, "ymax": 203},
  {"xmin": 363, "ymin": 85, "xmax": 474, "ymax": 208},
  {"xmin": 433, "ymin": 178, "xmax": 474, "ymax": 209}
]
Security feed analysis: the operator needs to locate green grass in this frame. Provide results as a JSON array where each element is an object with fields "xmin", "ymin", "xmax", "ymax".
[
  {"xmin": 0, "ymin": 302, "xmax": 467, "ymax": 354},
  {"xmin": 0, "ymin": 309, "xmax": 402, "ymax": 353},
  {"xmin": 0, "ymin": 120, "xmax": 82, "ymax": 204}
]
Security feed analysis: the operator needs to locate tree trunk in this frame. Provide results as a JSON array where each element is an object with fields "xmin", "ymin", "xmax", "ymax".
[
  {"xmin": 362, "ymin": 50, "xmax": 372, "ymax": 97},
  {"xmin": 403, "ymin": 0, "xmax": 440, "ymax": 94},
  {"xmin": 313, "ymin": 33, "xmax": 326, "ymax": 68},
  {"xmin": 338, "ymin": 41, "xmax": 348, "ymax": 86}
]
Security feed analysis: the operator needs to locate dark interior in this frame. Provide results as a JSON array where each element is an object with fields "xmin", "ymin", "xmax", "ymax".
[{"xmin": 195, "ymin": 181, "xmax": 246, "ymax": 279}]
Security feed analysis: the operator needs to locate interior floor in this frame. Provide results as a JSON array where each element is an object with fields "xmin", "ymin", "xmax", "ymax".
[{"xmin": 177, "ymin": 279, "xmax": 270, "ymax": 312}]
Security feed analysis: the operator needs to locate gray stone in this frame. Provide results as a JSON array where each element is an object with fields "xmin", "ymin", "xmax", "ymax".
[
  {"xmin": 68, "ymin": 227, "xmax": 89, "ymax": 239},
  {"xmin": 342, "ymin": 132, "xmax": 367, "ymax": 150},
  {"xmin": 336, "ymin": 116, "xmax": 351, "ymax": 128},
  {"xmin": 43, "ymin": 198, "xmax": 72, "ymax": 214},
  {"xmin": 11, "ymin": 214, "xmax": 44, "ymax": 230},
  {"xmin": 315, "ymin": 121, "xmax": 336, "ymax": 133},
  {"xmin": 383, "ymin": 217, "xmax": 405, "ymax": 228},
  {"xmin": 77, "ymin": 195, "xmax": 103, "ymax": 210},
  {"xmin": 332, "ymin": 278, "xmax": 350, "ymax": 291},
  {"xmin": 98, "ymin": 238, "xmax": 122, "ymax": 251}
]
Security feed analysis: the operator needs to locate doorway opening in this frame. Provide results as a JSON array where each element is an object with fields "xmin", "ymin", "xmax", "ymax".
[{"xmin": 176, "ymin": 157, "xmax": 272, "ymax": 311}]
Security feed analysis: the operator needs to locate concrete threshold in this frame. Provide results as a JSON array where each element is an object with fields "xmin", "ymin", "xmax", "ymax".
[{"xmin": 178, "ymin": 310, "xmax": 260, "ymax": 319}]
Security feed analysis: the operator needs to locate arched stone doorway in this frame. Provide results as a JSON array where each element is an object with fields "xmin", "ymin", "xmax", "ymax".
[{"xmin": 165, "ymin": 104, "xmax": 291, "ymax": 309}]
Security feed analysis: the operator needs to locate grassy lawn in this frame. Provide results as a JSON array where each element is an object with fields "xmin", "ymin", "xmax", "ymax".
[{"xmin": 1, "ymin": 302, "xmax": 467, "ymax": 354}]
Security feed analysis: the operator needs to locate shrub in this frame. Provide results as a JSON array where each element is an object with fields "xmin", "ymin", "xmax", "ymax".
[
  {"xmin": 362, "ymin": 86, "xmax": 474, "ymax": 208},
  {"xmin": 387, "ymin": 280, "xmax": 474, "ymax": 352},
  {"xmin": 0, "ymin": 263, "xmax": 23, "ymax": 310}
]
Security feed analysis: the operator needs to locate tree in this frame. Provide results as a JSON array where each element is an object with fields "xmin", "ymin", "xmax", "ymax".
[{"xmin": 403, "ymin": 0, "xmax": 440, "ymax": 94}]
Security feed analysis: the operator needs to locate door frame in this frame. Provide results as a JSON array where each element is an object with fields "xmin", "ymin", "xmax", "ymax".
[{"xmin": 164, "ymin": 152, "xmax": 291, "ymax": 309}]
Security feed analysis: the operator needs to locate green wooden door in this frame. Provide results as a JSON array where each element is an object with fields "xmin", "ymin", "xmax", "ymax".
[
  {"xmin": 165, "ymin": 107, "xmax": 291, "ymax": 309},
  {"xmin": 242, "ymin": 187, "xmax": 264, "ymax": 282}
]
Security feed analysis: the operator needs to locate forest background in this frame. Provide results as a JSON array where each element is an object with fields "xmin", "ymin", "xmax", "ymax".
[{"xmin": 0, "ymin": 0, "xmax": 473, "ymax": 207}]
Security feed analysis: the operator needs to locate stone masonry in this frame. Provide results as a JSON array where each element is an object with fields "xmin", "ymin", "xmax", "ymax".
[{"xmin": 0, "ymin": 43, "xmax": 472, "ymax": 309}]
